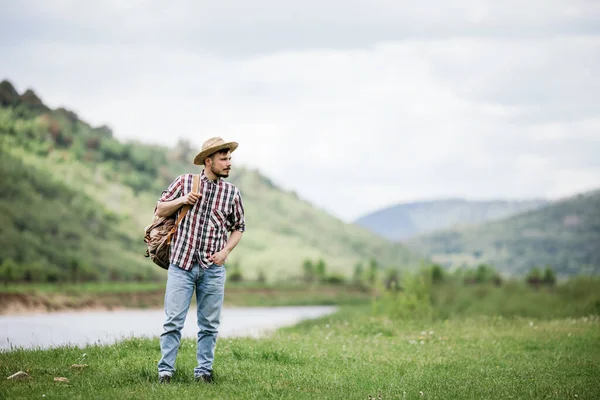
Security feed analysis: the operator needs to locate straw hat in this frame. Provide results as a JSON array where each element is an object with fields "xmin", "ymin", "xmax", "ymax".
[{"xmin": 193, "ymin": 137, "xmax": 239, "ymax": 165}]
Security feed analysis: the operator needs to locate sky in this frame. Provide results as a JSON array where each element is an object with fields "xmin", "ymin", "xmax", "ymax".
[{"xmin": 1, "ymin": 0, "xmax": 599, "ymax": 222}]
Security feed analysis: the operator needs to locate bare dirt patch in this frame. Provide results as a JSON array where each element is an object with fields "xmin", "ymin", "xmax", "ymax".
[{"xmin": 0, "ymin": 291, "xmax": 166, "ymax": 315}]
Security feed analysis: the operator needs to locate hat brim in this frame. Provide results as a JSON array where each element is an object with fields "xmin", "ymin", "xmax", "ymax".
[{"xmin": 193, "ymin": 142, "xmax": 239, "ymax": 165}]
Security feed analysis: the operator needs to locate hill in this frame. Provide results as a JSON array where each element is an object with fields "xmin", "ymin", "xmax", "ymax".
[
  {"xmin": 407, "ymin": 190, "xmax": 600, "ymax": 276},
  {"xmin": 355, "ymin": 199, "xmax": 548, "ymax": 241},
  {"xmin": 0, "ymin": 149, "xmax": 151, "ymax": 282},
  {"xmin": 0, "ymin": 79, "xmax": 423, "ymax": 283}
]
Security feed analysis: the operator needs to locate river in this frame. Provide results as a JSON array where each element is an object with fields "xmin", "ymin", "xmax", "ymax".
[{"xmin": 0, "ymin": 306, "xmax": 336, "ymax": 351}]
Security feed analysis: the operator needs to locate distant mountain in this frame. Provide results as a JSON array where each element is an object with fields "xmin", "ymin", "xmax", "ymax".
[
  {"xmin": 355, "ymin": 199, "xmax": 548, "ymax": 241},
  {"xmin": 407, "ymin": 190, "xmax": 600, "ymax": 277},
  {"xmin": 0, "ymin": 79, "xmax": 423, "ymax": 283}
]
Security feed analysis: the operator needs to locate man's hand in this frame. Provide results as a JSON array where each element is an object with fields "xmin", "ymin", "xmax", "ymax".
[
  {"xmin": 156, "ymin": 192, "xmax": 200, "ymax": 218},
  {"xmin": 209, "ymin": 249, "xmax": 229, "ymax": 266},
  {"xmin": 182, "ymin": 191, "xmax": 201, "ymax": 205}
]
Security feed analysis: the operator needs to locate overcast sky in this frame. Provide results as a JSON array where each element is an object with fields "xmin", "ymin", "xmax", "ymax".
[{"xmin": 1, "ymin": 0, "xmax": 599, "ymax": 221}]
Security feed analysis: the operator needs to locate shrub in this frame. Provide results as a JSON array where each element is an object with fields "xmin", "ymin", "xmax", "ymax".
[
  {"xmin": 430, "ymin": 264, "xmax": 445, "ymax": 284},
  {"xmin": 228, "ymin": 261, "xmax": 243, "ymax": 282},
  {"xmin": 543, "ymin": 266, "xmax": 557, "ymax": 286},
  {"xmin": 463, "ymin": 264, "xmax": 502, "ymax": 286},
  {"xmin": 526, "ymin": 267, "xmax": 543, "ymax": 287},
  {"xmin": 0, "ymin": 259, "xmax": 21, "ymax": 284},
  {"xmin": 256, "ymin": 269, "xmax": 267, "ymax": 283},
  {"xmin": 373, "ymin": 270, "xmax": 433, "ymax": 320},
  {"xmin": 384, "ymin": 268, "xmax": 400, "ymax": 290},
  {"xmin": 324, "ymin": 273, "xmax": 346, "ymax": 285}
]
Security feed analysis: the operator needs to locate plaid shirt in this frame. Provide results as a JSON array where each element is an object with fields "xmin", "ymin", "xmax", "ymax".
[{"xmin": 158, "ymin": 171, "xmax": 245, "ymax": 271}]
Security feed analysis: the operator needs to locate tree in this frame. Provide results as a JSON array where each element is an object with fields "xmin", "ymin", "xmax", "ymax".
[
  {"xmin": 45, "ymin": 265, "xmax": 63, "ymax": 283},
  {"xmin": 353, "ymin": 262, "xmax": 364, "ymax": 283},
  {"xmin": 367, "ymin": 258, "xmax": 378, "ymax": 285},
  {"xmin": 0, "ymin": 80, "xmax": 20, "ymax": 107},
  {"xmin": 542, "ymin": 266, "xmax": 556, "ymax": 286},
  {"xmin": 0, "ymin": 108, "xmax": 14, "ymax": 133},
  {"xmin": 316, "ymin": 259, "xmax": 326, "ymax": 281},
  {"xmin": 302, "ymin": 259, "xmax": 315, "ymax": 282},
  {"xmin": 23, "ymin": 262, "xmax": 47, "ymax": 283},
  {"xmin": 85, "ymin": 137, "xmax": 101, "ymax": 150},
  {"xmin": 0, "ymin": 259, "xmax": 18, "ymax": 284},
  {"xmin": 99, "ymin": 138, "xmax": 126, "ymax": 161},
  {"xmin": 70, "ymin": 258, "xmax": 80, "ymax": 284},
  {"xmin": 476, "ymin": 264, "xmax": 493, "ymax": 283},
  {"xmin": 384, "ymin": 268, "xmax": 400, "ymax": 290},
  {"xmin": 430, "ymin": 264, "xmax": 445, "ymax": 284}
]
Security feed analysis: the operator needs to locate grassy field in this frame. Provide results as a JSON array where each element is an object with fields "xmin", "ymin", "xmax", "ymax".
[
  {"xmin": 1, "ymin": 306, "xmax": 599, "ymax": 399},
  {"xmin": 2, "ymin": 274, "xmax": 599, "ymax": 399}
]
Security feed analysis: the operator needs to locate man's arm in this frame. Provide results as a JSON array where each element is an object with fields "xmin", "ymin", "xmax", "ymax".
[
  {"xmin": 225, "ymin": 230, "xmax": 244, "ymax": 253},
  {"xmin": 156, "ymin": 197, "xmax": 186, "ymax": 218},
  {"xmin": 209, "ymin": 189, "xmax": 245, "ymax": 266},
  {"xmin": 154, "ymin": 175, "xmax": 201, "ymax": 218}
]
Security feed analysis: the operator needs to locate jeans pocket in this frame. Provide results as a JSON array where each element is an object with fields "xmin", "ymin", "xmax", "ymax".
[{"xmin": 203, "ymin": 264, "xmax": 226, "ymax": 294}]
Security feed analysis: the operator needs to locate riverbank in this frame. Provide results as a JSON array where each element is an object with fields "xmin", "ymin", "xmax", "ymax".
[
  {"xmin": 0, "ymin": 282, "xmax": 372, "ymax": 315},
  {"xmin": 0, "ymin": 305, "xmax": 338, "ymax": 350},
  {"xmin": 2, "ymin": 306, "xmax": 599, "ymax": 399}
]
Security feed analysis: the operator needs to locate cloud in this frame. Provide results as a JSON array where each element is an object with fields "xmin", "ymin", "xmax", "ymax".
[
  {"xmin": 1, "ymin": 0, "xmax": 599, "ymax": 221},
  {"xmin": 3, "ymin": 1, "xmax": 599, "ymax": 55}
]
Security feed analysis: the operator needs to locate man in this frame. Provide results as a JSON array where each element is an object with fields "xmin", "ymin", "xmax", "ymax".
[{"xmin": 155, "ymin": 137, "xmax": 245, "ymax": 384}]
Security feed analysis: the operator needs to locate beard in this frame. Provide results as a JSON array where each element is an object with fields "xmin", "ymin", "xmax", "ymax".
[{"xmin": 211, "ymin": 165, "xmax": 230, "ymax": 178}]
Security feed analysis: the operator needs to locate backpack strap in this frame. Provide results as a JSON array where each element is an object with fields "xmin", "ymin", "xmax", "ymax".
[
  {"xmin": 167, "ymin": 174, "xmax": 200, "ymax": 244},
  {"xmin": 173, "ymin": 174, "xmax": 199, "ymax": 226}
]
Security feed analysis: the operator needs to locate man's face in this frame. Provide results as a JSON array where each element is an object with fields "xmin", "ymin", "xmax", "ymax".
[{"xmin": 208, "ymin": 151, "xmax": 232, "ymax": 178}]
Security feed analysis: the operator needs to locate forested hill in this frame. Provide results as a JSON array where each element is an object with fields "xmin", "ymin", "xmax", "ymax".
[
  {"xmin": 0, "ymin": 149, "xmax": 150, "ymax": 282},
  {"xmin": 407, "ymin": 189, "xmax": 600, "ymax": 277},
  {"xmin": 0, "ymin": 79, "xmax": 423, "ymax": 283},
  {"xmin": 355, "ymin": 199, "xmax": 547, "ymax": 241}
]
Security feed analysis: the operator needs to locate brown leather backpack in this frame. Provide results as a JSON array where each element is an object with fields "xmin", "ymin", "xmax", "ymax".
[{"xmin": 143, "ymin": 175, "xmax": 199, "ymax": 269}]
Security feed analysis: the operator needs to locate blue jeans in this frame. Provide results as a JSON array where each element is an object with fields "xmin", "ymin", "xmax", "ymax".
[{"xmin": 158, "ymin": 262, "xmax": 226, "ymax": 378}]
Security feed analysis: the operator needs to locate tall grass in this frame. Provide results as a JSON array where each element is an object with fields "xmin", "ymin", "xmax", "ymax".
[
  {"xmin": 372, "ymin": 269, "xmax": 600, "ymax": 321},
  {"xmin": 430, "ymin": 277, "xmax": 600, "ymax": 319}
]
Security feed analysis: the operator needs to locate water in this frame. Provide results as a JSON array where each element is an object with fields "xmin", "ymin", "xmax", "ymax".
[{"xmin": 0, "ymin": 306, "xmax": 336, "ymax": 351}]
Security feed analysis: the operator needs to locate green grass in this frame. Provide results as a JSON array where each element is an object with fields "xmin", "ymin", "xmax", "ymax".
[
  {"xmin": 428, "ymin": 278, "xmax": 600, "ymax": 319},
  {"xmin": 223, "ymin": 282, "xmax": 371, "ymax": 307},
  {"xmin": 2, "ymin": 274, "xmax": 598, "ymax": 398},
  {"xmin": 1, "ymin": 306, "xmax": 599, "ymax": 399}
]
